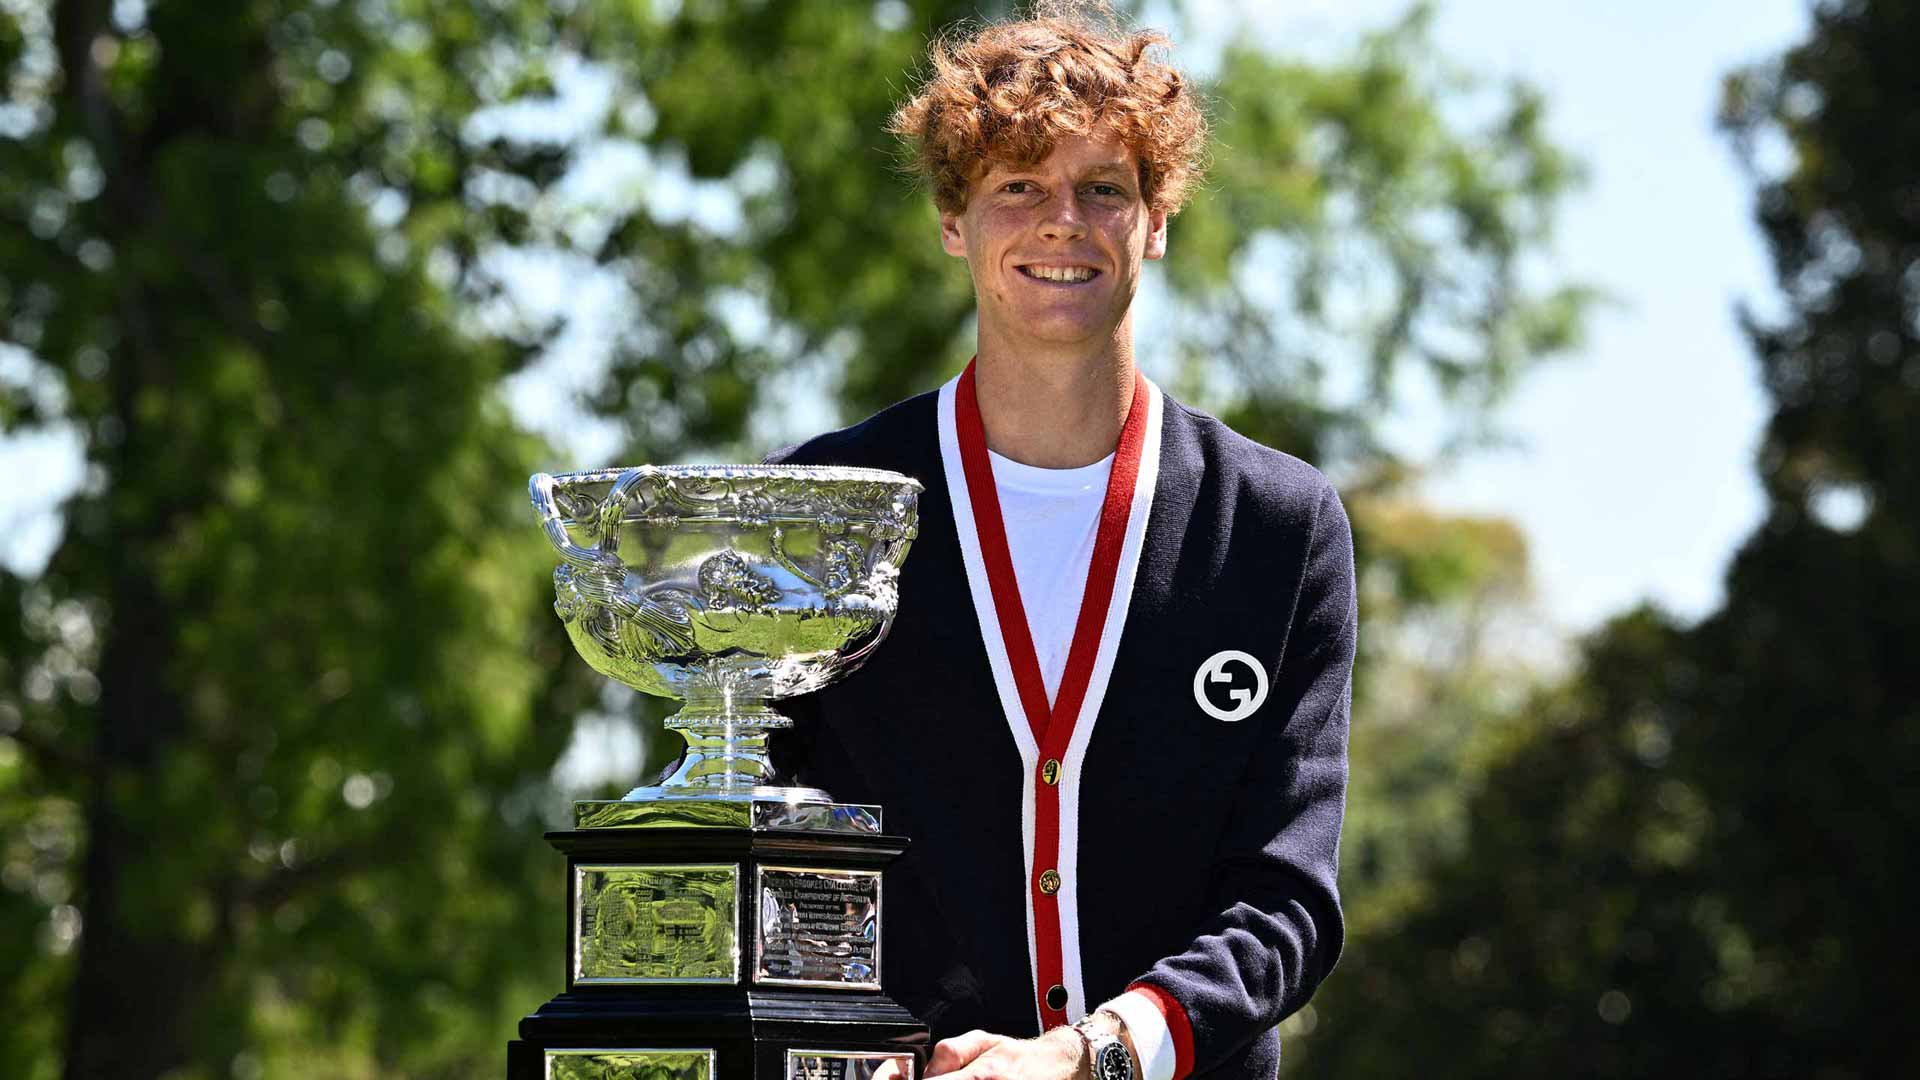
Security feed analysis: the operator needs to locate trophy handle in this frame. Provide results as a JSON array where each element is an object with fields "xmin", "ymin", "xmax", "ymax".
[
  {"xmin": 531, "ymin": 470, "xmax": 664, "ymax": 571},
  {"xmin": 592, "ymin": 467, "xmax": 659, "ymax": 560},
  {"xmin": 530, "ymin": 472, "xmax": 609, "ymax": 570},
  {"xmin": 535, "ymin": 470, "xmax": 696, "ymax": 651}
]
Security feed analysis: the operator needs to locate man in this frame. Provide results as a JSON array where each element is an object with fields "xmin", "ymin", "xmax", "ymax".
[{"xmin": 768, "ymin": 4, "xmax": 1356, "ymax": 1077}]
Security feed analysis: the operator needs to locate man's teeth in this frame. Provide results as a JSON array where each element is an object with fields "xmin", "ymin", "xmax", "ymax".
[{"xmin": 1022, "ymin": 266, "xmax": 1097, "ymax": 283}]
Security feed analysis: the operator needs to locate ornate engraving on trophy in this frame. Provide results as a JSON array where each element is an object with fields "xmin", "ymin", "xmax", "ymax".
[
  {"xmin": 574, "ymin": 864, "xmax": 739, "ymax": 984},
  {"xmin": 531, "ymin": 465, "xmax": 922, "ymax": 800},
  {"xmin": 545, "ymin": 1048, "xmax": 716, "ymax": 1079},
  {"xmin": 754, "ymin": 866, "xmax": 882, "ymax": 989},
  {"xmin": 785, "ymin": 1050, "xmax": 916, "ymax": 1080}
]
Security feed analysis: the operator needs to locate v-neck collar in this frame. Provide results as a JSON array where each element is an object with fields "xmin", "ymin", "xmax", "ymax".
[{"xmin": 934, "ymin": 359, "xmax": 1165, "ymax": 1030}]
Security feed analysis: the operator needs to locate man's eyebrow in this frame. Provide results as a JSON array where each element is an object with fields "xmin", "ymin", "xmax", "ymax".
[{"xmin": 983, "ymin": 161, "xmax": 1136, "ymax": 183}]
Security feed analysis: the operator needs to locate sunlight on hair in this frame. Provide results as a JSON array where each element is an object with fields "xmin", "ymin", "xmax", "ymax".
[{"xmin": 886, "ymin": 0, "xmax": 1210, "ymax": 215}]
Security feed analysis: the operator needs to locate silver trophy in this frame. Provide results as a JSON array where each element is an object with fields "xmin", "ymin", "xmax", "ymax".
[
  {"xmin": 512, "ymin": 464, "xmax": 930, "ymax": 1079},
  {"xmin": 529, "ymin": 465, "xmax": 921, "ymax": 805}
]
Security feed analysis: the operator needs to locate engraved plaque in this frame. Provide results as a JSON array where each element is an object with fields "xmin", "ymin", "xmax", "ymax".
[
  {"xmin": 574, "ymin": 864, "xmax": 738, "ymax": 984},
  {"xmin": 786, "ymin": 1050, "xmax": 915, "ymax": 1080},
  {"xmin": 546, "ymin": 1048, "xmax": 715, "ymax": 1079},
  {"xmin": 754, "ymin": 866, "xmax": 882, "ymax": 988}
]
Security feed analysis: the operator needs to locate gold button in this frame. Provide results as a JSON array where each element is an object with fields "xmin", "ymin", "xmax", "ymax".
[
  {"xmin": 1038, "ymin": 869, "xmax": 1061, "ymax": 895},
  {"xmin": 1045, "ymin": 984, "xmax": 1069, "ymax": 1011},
  {"xmin": 1040, "ymin": 759, "xmax": 1061, "ymax": 785}
]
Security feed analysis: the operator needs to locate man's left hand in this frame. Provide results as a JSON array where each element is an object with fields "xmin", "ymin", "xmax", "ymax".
[{"xmin": 923, "ymin": 1026, "xmax": 1087, "ymax": 1079}]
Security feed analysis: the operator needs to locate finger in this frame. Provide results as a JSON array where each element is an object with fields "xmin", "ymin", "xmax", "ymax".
[
  {"xmin": 925, "ymin": 1034, "xmax": 985, "ymax": 1077},
  {"xmin": 925, "ymin": 1030, "xmax": 1006, "ymax": 1076}
]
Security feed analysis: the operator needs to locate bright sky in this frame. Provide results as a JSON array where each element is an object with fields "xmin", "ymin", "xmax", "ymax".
[{"xmin": 0, "ymin": 0, "xmax": 1812, "ymax": 642}]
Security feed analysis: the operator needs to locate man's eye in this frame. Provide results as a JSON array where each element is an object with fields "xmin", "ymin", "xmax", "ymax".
[
  {"xmin": 1090, "ymin": 184, "xmax": 1122, "ymax": 196},
  {"xmin": 1003, "ymin": 181, "xmax": 1032, "ymax": 194}
]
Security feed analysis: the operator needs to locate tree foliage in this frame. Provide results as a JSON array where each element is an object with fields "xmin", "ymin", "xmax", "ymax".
[
  {"xmin": 1161, "ymin": 5, "xmax": 1596, "ymax": 471},
  {"xmin": 1296, "ymin": 2, "xmax": 1919, "ymax": 1074},
  {"xmin": 0, "ymin": 2, "xmax": 609, "ymax": 1076},
  {"xmin": 0, "ymin": 1, "xmax": 1588, "ymax": 1075}
]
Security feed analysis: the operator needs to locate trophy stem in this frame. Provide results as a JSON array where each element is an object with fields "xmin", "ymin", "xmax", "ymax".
[{"xmin": 624, "ymin": 701, "xmax": 831, "ymax": 803}]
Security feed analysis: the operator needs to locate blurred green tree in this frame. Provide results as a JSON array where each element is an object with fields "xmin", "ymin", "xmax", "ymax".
[
  {"xmin": 1295, "ymin": 1, "xmax": 1920, "ymax": 1075},
  {"xmin": 0, "ymin": 2, "xmax": 609, "ymax": 1077},
  {"xmin": 1684, "ymin": 0, "xmax": 1917, "ymax": 1062},
  {"xmin": 0, "ymin": 0, "xmax": 1588, "ymax": 1076}
]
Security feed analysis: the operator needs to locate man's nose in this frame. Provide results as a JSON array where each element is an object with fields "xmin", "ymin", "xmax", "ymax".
[{"xmin": 1038, "ymin": 197, "xmax": 1088, "ymax": 240}]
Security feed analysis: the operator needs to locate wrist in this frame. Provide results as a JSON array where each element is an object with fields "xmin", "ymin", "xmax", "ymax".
[
  {"xmin": 1072, "ymin": 1010, "xmax": 1139, "ymax": 1080},
  {"xmin": 1046, "ymin": 1025, "xmax": 1094, "ymax": 1080}
]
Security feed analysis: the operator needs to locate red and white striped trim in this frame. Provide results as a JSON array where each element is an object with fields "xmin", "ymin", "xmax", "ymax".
[
  {"xmin": 936, "ymin": 361, "xmax": 1163, "ymax": 1033},
  {"xmin": 1115, "ymin": 983, "xmax": 1194, "ymax": 1080}
]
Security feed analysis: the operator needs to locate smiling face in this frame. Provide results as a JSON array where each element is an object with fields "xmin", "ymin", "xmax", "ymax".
[{"xmin": 941, "ymin": 132, "xmax": 1169, "ymax": 359}]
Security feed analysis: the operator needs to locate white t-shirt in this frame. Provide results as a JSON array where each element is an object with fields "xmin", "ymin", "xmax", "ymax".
[{"xmin": 987, "ymin": 448, "xmax": 1114, "ymax": 704}]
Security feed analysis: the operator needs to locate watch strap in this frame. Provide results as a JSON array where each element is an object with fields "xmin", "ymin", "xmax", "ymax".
[{"xmin": 1072, "ymin": 1014, "xmax": 1139, "ymax": 1080}]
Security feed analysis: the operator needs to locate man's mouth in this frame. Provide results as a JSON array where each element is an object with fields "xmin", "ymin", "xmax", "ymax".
[{"xmin": 1018, "ymin": 264, "xmax": 1101, "ymax": 284}]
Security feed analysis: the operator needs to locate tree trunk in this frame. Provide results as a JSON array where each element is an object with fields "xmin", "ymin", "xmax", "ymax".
[{"xmin": 61, "ymin": 805, "xmax": 210, "ymax": 1079}]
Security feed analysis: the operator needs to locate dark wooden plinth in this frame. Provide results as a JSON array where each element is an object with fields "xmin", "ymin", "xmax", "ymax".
[{"xmin": 506, "ymin": 823, "xmax": 930, "ymax": 1079}]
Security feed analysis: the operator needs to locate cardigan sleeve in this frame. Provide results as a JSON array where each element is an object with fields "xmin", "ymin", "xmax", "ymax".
[{"xmin": 1124, "ymin": 479, "xmax": 1356, "ymax": 1078}]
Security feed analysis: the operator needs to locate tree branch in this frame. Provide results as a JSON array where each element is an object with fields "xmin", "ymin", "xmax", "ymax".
[
  {"xmin": 52, "ymin": 0, "xmax": 126, "ymax": 175},
  {"xmin": 243, "ymin": 836, "xmax": 393, "ymax": 911}
]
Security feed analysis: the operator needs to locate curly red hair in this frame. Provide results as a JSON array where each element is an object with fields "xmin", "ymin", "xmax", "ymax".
[{"xmin": 886, "ymin": 0, "xmax": 1210, "ymax": 217}]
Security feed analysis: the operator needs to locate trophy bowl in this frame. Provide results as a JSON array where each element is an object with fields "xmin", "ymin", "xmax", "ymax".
[{"xmin": 530, "ymin": 465, "xmax": 921, "ymax": 802}]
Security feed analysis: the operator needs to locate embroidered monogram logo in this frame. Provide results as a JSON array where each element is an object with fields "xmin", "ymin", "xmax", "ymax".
[{"xmin": 1193, "ymin": 650, "xmax": 1269, "ymax": 722}]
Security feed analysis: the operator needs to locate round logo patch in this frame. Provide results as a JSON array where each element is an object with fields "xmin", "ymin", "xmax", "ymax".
[{"xmin": 1193, "ymin": 650, "xmax": 1269, "ymax": 722}]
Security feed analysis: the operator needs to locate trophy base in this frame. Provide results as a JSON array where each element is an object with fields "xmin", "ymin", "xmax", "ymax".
[
  {"xmin": 506, "ymin": 989, "xmax": 925, "ymax": 1079},
  {"xmin": 507, "ymin": 813, "xmax": 928, "ymax": 1079}
]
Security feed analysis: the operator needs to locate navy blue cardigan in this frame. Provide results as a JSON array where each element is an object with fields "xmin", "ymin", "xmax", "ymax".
[{"xmin": 768, "ymin": 377, "xmax": 1354, "ymax": 1078}]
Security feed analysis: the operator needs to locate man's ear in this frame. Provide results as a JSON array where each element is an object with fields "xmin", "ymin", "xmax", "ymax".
[
  {"xmin": 1144, "ymin": 207, "xmax": 1169, "ymax": 261},
  {"xmin": 940, "ymin": 210, "xmax": 967, "ymax": 258}
]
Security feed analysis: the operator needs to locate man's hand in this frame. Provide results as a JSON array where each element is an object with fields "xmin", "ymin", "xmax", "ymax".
[{"xmin": 924, "ymin": 1027, "xmax": 1087, "ymax": 1079}]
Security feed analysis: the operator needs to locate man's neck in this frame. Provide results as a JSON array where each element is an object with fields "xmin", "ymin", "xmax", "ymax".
[{"xmin": 973, "ymin": 333, "xmax": 1137, "ymax": 470}]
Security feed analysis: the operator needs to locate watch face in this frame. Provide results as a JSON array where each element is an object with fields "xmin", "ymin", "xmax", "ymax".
[{"xmin": 1095, "ymin": 1039, "xmax": 1133, "ymax": 1080}]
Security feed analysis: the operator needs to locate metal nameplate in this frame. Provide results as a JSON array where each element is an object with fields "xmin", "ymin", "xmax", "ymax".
[
  {"xmin": 574, "ymin": 864, "xmax": 739, "ymax": 985},
  {"xmin": 753, "ymin": 865, "xmax": 882, "ymax": 989},
  {"xmin": 786, "ymin": 1050, "xmax": 915, "ymax": 1079},
  {"xmin": 546, "ymin": 1048, "xmax": 715, "ymax": 1079}
]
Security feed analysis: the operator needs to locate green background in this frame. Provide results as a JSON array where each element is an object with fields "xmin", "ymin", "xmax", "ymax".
[{"xmin": 0, "ymin": 0, "xmax": 1911, "ymax": 1076}]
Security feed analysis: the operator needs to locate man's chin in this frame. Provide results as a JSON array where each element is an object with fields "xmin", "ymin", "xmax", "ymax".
[{"xmin": 1000, "ymin": 313, "xmax": 1114, "ymax": 346}]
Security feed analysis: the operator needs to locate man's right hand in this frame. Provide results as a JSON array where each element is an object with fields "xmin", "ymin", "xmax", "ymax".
[
  {"xmin": 926, "ymin": 1030, "xmax": 1015, "ymax": 1076},
  {"xmin": 924, "ymin": 1027, "xmax": 1088, "ymax": 1079}
]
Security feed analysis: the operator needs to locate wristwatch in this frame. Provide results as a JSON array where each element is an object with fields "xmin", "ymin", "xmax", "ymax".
[{"xmin": 1072, "ymin": 1012, "xmax": 1139, "ymax": 1080}]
